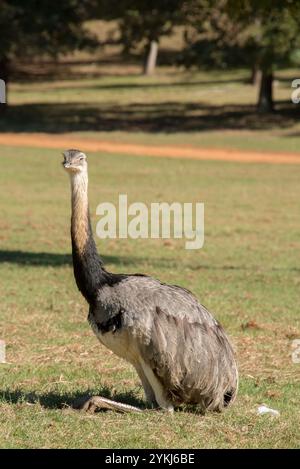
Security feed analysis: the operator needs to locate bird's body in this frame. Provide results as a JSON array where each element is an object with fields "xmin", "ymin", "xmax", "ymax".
[
  {"xmin": 63, "ymin": 149, "xmax": 238, "ymax": 413},
  {"xmin": 89, "ymin": 275, "xmax": 237, "ymax": 411}
]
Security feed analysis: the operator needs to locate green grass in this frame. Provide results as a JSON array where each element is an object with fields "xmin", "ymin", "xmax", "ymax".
[
  {"xmin": 3, "ymin": 67, "xmax": 300, "ymax": 154},
  {"xmin": 0, "ymin": 145, "xmax": 299, "ymax": 448}
]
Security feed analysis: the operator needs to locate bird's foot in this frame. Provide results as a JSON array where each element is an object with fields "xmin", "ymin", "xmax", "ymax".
[
  {"xmin": 160, "ymin": 404, "xmax": 174, "ymax": 413},
  {"xmin": 73, "ymin": 395, "xmax": 142, "ymax": 414},
  {"xmin": 145, "ymin": 399, "xmax": 173, "ymax": 412}
]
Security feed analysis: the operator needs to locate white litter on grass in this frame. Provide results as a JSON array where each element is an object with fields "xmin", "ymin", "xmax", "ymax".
[
  {"xmin": 0, "ymin": 340, "xmax": 5, "ymax": 363},
  {"xmin": 257, "ymin": 405, "xmax": 280, "ymax": 417}
]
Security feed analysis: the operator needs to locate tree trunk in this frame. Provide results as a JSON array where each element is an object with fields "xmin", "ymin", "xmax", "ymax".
[
  {"xmin": 0, "ymin": 58, "xmax": 9, "ymax": 111},
  {"xmin": 257, "ymin": 71, "xmax": 273, "ymax": 112},
  {"xmin": 143, "ymin": 40, "xmax": 158, "ymax": 76},
  {"xmin": 250, "ymin": 64, "xmax": 261, "ymax": 86},
  {"xmin": 0, "ymin": 78, "xmax": 6, "ymax": 104}
]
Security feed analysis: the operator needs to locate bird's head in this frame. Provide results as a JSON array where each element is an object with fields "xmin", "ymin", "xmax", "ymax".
[{"xmin": 62, "ymin": 149, "xmax": 87, "ymax": 174}]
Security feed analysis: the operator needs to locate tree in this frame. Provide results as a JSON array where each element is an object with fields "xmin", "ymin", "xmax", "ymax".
[
  {"xmin": 0, "ymin": 0, "xmax": 97, "ymax": 108},
  {"xmin": 115, "ymin": 0, "xmax": 184, "ymax": 75},
  {"xmin": 255, "ymin": 7, "xmax": 300, "ymax": 112},
  {"xmin": 181, "ymin": 0, "xmax": 300, "ymax": 112},
  {"xmin": 180, "ymin": 0, "xmax": 248, "ymax": 70},
  {"xmin": 227, "ymin": 0, "xmax": 300, "ymax": 112}
]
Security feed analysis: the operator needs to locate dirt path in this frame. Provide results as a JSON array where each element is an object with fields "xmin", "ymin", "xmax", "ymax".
[{"xmin": 0, "ymin": 132, "xmax": 300, "ymax": 164}]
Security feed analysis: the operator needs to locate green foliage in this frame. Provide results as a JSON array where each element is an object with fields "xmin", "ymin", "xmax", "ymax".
[
  {"xmin": 181, "ymin": 0, "xmax": 300, "ymax": 71},
  {"xmin": 253, "ymin": 6, "xmax": 300, "ymax": 71},
  {"xmin": 179, "ymin": 0, "xmax": 248, "ymax": 69},
  {"xmin": 0, "ymin": 0, "xmax": 97, "ymax": 63},
  {"xmin": 114, "ymin": 0, "xmax": 184, "ymax": 55}
]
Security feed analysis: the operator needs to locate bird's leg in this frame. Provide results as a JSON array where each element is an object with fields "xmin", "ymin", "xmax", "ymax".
[
  {"xmin": 73, "ymin": 395, "xmax": 142, "ymax": 413},
  {"xmin": 139, "ymin": 360, "xmax": 174, "ymax": 412},
  {"xmin": 135, "ymin": 364, "xmax": 158, "ymax": 408}
]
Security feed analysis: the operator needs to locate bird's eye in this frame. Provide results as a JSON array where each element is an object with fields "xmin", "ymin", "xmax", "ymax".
[{"xmin": 79, "ymin": 157, "xmax": 84, "ymax": 161}]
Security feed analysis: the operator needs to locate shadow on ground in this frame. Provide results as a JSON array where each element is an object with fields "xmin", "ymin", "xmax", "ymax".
[
  {"xmin": 1, "ymin": 100, "xmax": 299, "ymax": 134},
  {"xmin": 0, "ymin": 388, "xmax": 206, "ymax": 414},
  {"xmin": 0, "ymin": 387, "xmax": 146, "ymax": 411},
  {"xmin": 1, "ymin": 249, "xmax": 299, "ymax": 273},
  {"xmin": 11, "ymin": 54, "xmax": 247, "ymax": 82},
  {"xmin": 0, "ymin": 249, "xmax": 173, "ymax": 269},
  {"xmin": 0, "ymin": 249, "xmax": 179, "ymax": 271}
]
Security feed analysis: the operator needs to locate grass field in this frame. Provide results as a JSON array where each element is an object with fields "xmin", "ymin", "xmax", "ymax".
[
  {"xmin": 0, "ymin": 143, "xmax": 299, "ymax": 448},
  {"xmin": 0, "ymin": 63, "xmax": 300, "ymax": 448}
]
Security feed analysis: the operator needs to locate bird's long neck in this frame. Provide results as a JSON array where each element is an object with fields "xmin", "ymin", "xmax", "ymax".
[{"xmin": 70, "ymin": 170, "xmax": 105, "ymax": 303}]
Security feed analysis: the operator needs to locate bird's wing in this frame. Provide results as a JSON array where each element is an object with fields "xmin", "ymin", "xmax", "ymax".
[{"xmin": 103, "ymin": 275, "xmax": 237, "ymax": 405}]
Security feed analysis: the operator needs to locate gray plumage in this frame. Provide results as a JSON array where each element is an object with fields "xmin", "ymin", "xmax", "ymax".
[{"xmin": 89, "ymin": 275, "xmax": 238, "ymax": 412}]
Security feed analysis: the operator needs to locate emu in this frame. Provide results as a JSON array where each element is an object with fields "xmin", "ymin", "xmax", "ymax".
[{"xmin": 62, "ymin": 149, "xmax": 238, "ymax": 413}]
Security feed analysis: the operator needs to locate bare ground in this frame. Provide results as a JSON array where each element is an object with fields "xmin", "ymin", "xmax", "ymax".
[{"xmin": 1, "ymin": 132, "xmax": 300, "ymax": 164}]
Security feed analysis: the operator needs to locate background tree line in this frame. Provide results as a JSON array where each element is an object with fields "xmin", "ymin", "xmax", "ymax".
[{"xmin": 1, "ymin": 0, "xmax": 300, "ymax": 112}]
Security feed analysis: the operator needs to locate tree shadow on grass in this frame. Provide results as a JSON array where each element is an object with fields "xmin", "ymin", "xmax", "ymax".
[
  {"xmin": 0, "ymin": 249, "xmax": 176, "ymax": 270},
  {"xmin": 33, "ymin": 77, "xmax": 247, "ymax": 92},
  {"xmin": 11, "ymin": 55, "xmax": 247, "ymax": 83},
  {"xmin": 12, "ymin": 54, "xmax": 147, "ymax": 83},
  {"xmin": 1, "ymin": 250, "xmax": 299, "ymax": 273},
  {"xmin": 0, "ymin": 386, "xmax": 146, "ymax": 412},
  {"xmin": 1, "ymin": 100, "xmax": 299, "ymax": 134},
  {"xmin": 0, "ymin": 250, "xmax": 73, "ymax": 267}
]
